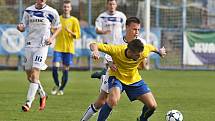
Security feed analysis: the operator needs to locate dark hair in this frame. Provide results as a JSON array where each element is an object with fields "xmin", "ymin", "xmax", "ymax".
[
  {"xmin": 107, "ymin": 0, "xmax": 117, "ymax": 3},
  {"xmin": 127, "ymin": 39, "xmax": 144, "ymax": 52},
  {"xmin": 126, "ymin": 17, "xmax": 140, "ymax": 26},
  {"xmin": 64, "ymin": 0, "xmax": 71, "ymax": 4}
]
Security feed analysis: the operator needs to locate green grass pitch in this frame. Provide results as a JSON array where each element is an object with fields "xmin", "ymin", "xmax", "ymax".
[{"xmin": 0, "ymin": 70, "xmax": 215, "ymax": 121}]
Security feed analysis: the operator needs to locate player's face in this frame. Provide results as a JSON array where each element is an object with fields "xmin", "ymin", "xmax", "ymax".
[
  {"xmin": 126, "ymin": 22, "xmax": 140, "ymax": 39},
  {"xmin": 63, "ymin": 3, "xmax": 72, "ymax": 14},
  {"xmin": 107, "ymin": 1, "xmax": 117, "ymax": 13},
  {"xmin": 36, "ymin": 0, "xmax": 47, "ymax": 7},
  {"xmin": 128, "ymin": 50, "xmax": 142, "ymax": 61}
]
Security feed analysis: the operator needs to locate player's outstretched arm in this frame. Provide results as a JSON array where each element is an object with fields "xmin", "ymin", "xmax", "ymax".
[
  {"xmin": 90, "ymin": 43, "xmax": 100, "ymax": 60},
  {"xmin": 153, "ymin": 46, "xmax": 167, "ymax": 58},
  {"xmin": 46, "ymin": 26, "xmax": 62, "ymax": 45}
]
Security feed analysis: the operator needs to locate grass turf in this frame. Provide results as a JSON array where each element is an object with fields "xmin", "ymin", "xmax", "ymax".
[{"xmin": 0, "ymin": 70, "xmax": 214, "ymax": 121}]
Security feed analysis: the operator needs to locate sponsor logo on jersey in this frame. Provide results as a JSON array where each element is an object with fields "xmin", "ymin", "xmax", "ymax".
[{"xmin": 30, "ymin": 18, "xmax": 44, "ymax": 23}]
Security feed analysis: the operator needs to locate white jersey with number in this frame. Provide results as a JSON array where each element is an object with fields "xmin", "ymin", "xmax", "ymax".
[
  {"xmin": 22, "ymin": 4, "xmax": 61, "ymax": 47},
  {"xmin": 95, "ymin": 11, "xmax": 126, "ymax": 44}
]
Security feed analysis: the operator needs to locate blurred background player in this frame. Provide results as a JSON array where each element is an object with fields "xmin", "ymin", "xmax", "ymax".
[
  {"xmin": 90, "ymin": 39, "xmax": 166, "ymax": 121},
  {"xmin": 80, "ymin": 17, "xmax": 146, "ymax": 121},
  {"xmin": 17, "ymin": 0, "xmax": 61, "ymax": 112},
  {"xmin": 51, "ymin": 0, "xmax": 81, "ymax": 95},
  {"xmin": 91, "ymin": 0, "xmax": 126, "ymax": 79}
]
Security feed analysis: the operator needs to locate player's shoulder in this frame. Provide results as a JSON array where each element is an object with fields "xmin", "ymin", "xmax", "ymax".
[
  {"xmin": 97, "ymin": 11, "xmax": 108, "ymax": 17},
  {"xmin": 25, "ymin": 5, "xmax": 35, "ymax": 10},
  {"xmin": 136, "ymin": 37, "xmax": 146, "ymax": 44},
  {"xmin": 44, "ymin": 5, "xmax": 58, "ymax": 14},
  {"xmin": 115, "ymin": 11, "xmax": 126, "ymax": 16},
  {"xmin": 70, "ymin": 16, "xmax": 79, "ymax": 21}
]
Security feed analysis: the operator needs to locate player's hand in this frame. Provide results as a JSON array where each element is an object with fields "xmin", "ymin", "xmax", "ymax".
[
  {"xmin": 91, "ymin": 51, "xmax": 100, "ymax": 60},
  {"xmin": 17, "ymin": 23, "xmax": 25, "ymax": 32},
  {"xmin": 108, "ymin": 61, "xmax": 117, "ymax": 71},
  {"xmin": 103, "ymin": 30, "xmax": 111, "ymax": 35},
  {"xmin": 65, "ymin": 27, "xmax": 75, "ymax": 37},
  {"xmin": 45, "ymin": 38, "xmax": 52, "ymax": 45},
  {"xmin": 65, "ymin": 26, "xmax": 71, "ymax": 33},
  {"xmin": 159, "ymin": 46, "xmax": 166, "ymax": 57}
]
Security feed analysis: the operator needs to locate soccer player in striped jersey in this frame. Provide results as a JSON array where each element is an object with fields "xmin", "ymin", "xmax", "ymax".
[
  {"xmin": 90, "ymin": 39, "xmax": 166, "ymax": 121},
  {"xmin": 80, "ymin": 17, "xmax": 147, "ymax": 121},
  {"xmin": 17, "ymin": 0, "xmax": 61, "ymax": 112},
  {"xmin": 51, "ymin": 0, "xmax": 81, "ymax": 95},
  {"xmin": 91, "ymin": 0, "xmax": 127, "ymax": 79}
]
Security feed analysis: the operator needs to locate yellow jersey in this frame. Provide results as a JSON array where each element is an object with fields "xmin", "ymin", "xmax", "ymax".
[
  {"xmin": 54, "ymin": 15, "xmax": 81, "ymax": 54},
  {"xmin": 97, "ymin": 43, "xmax": 157, "ymax": 85}
]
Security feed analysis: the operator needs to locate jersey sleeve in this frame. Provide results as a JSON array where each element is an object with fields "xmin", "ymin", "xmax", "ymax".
[
  {"xmin": 21, "ymin": 10, "xmax": 29, "ymax": 27},
  {"xmin": 97, "ymin": 43, "xmax": 118, "ymax": 56},
  {"xmin": 95, "ymin": 15, "xmax": 102, "ymax": 31},
  {"xmin": 121, "ymin": 13, "xmax": 127, "ymax": 31},
  {"xmin": 146, "ymin": 44, "xmax": 157, "ymax": 52},
  {"xmin": 51, "ymin": 9, "xmax": 61, "ymax": 28}
]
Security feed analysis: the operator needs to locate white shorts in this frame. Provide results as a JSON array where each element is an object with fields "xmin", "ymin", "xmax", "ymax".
[
  {"xmin": 24, "ymin": 47, "xmax": 48, "ymax": 70},
  {"xmin": 100, "ymin": 72, "xmax": 109, "ymax": 93}
]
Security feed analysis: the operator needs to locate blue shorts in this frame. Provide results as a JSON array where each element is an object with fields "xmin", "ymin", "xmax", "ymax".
[
  {"xmin": 52, "ymin": 51, "xmax": 73, "ymax": 66},
  {"xmin": 108, "ymin": 76, "xmax": 151, "ymax": 101}
]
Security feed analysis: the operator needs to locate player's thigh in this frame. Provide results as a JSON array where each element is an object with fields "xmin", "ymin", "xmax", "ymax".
[
  {"xmin": 108, "ymin": 77, "xmax": 122, "ymax": 105},
  {"xmin": 32, "ymin": 47, "xmax": 48, "ymax": 70},
  {"xmin": 52, "ymin": 51, "xmax": 62, "ymax": 67},
  {"xmin": 108, "ymin": 87, "xmax": 121, "ymax": 106},
  {"xmin": 62, "ymin": 53, "xmax": 73, "ymax": 66},
  {"xmin": 95, "ymin": 90, "xmax": 109, "ymax": 108},
  {"xmin": 24, "ymin": 48, "xmax": 34, "ymax": 70},
  {"xmin": 98, "ymin": 90, "xmax": 108, "ymax": 101}
]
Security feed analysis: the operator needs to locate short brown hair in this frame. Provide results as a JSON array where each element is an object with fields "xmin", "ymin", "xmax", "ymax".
[
  {"xmin": 107, "ymin": 0, "xmax": 117, "ymax": 3},
  {"xmin": 63, "ymin": 0, "xmax": 71, "ymax": 4},
  {"xmin": 126, "ymin": 17, "xmax": 140, "ymax": 26}
]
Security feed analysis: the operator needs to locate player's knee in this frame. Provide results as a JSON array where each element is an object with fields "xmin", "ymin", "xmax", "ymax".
[
  {"xmin": 148, "ymin": 103, "xmax": 157, "ymax": 111},
  {"xmin": 63, "ymin": 66, "xmax": 70, "ymax": 71},
  {"xmin": 94, "ymin": 101, "xmax": 105, "ymax": 109},
  {"xmin": 108, "ymin": 97, "xmax": 118, "ymax": 107},
  {"xmin": 27, "ymin": 76, "xmax": 32, "ymax": 82},
  {"xmin": 53, "ymin": 62, "xmax": 60, "ymax": 67},
  {"xmin": 99, "ymin": 99, "xmax": 106, "ymax": 105}
]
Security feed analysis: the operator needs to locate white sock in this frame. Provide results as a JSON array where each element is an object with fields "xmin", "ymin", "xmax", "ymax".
[
  {"xmin": 26, "ymin": 83, "xmax": 39, "ymax": 107},
  {"xmin": 37, "ymin": 80, "xmax": 46, "ymax": 98},
  {"xmin": 81, "ymin": 104, "xmax": 98, "ymax": 121}
]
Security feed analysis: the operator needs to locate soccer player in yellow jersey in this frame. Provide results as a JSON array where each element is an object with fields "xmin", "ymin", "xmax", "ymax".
[
  {"xmin": 90, "ymin": 39, "xmax": 166, "ymax": 121},
  {"xmin": 81, "ymin": 17, "xmax": 146, "ymax": 121},
  {"xmin": 51, "ymin": 0, "xmax": 81, "ymax": 95}
]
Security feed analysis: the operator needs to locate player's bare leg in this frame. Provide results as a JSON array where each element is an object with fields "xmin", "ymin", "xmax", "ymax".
[
  {"xmin": 22, "ymin": 68, "xmax": 41, "ymax": 112},
  {"xmin": 136, "ymin": 92, "xmax": 157, "ymax": 121}
]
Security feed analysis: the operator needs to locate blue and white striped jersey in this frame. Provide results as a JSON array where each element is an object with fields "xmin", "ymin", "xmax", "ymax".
[
  {"xmin": 95, "ymin": 11, "xmax": 126, "ymax": 44},
  {"xmin": 22, "ymin": 4, "xmax": 61, "ymax": 47}
]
